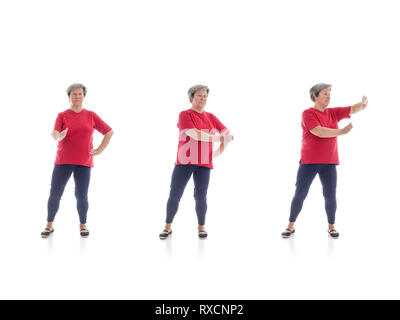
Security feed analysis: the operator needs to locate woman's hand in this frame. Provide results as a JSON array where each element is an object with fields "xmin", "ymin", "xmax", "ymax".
[
  {"xmin": 213, "ymin": 143, "xmax": 225, "ymax": 158},
  {"xmin": 212, "ymin": 150, "xmax": 220, "ymax": 158},
  {"xmin": 52, "ymin": 128, "xmax": 68, "ymax": 141},
  {"xmin": 221, "ymin": 134, "xmax": 234, "ymax": 143},
  {"xmin": 341, "ymin": 123, "xmax": 353, "ymax": 135},
  {"xmin": 351, "ymin": 96, "xmax": 368, "ymax": 114},
  {"xmin": 89, "ymin": 130, "xmax": 114, "ymax": 156},
  {"xmin": 361, "ymin": 96, "xmax": 368, "ymax": 109},
  {"xmin": 59, "ymin": 128, "xmax": 68, "ymax": 141},
  {"xmin": 89, "ymin": 148, "xmax": 102, "ymax": 156}
]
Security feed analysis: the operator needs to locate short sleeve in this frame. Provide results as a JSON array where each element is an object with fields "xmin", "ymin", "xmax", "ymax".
[
  {"xmin": 54, "ymin": 113, "xmax": 63, "ymax": 131},
  {"xmin": 212, "ymin": 113, "xmax": 228, "ymax": 133},
  {"xmin": 93, "ymin": 112, "xmax": 112, "ymax": 135},
  {"xmin": 331, "ymin": 107, "xmax": 351, "ymax": 122},
  {"xmin": 302, "ymin": 110, "xmax": 320, "ymax": 131},
  {"xmin": 178, "ymin": 111, "xmax": 195, "ymax": 130}
]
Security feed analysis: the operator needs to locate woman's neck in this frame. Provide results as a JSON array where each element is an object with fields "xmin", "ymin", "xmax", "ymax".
[
  {"xmin": 70, "ymin": 105, "xmax": 83, "ymax": 113},
  {"xmin": 313, "ymin": 103, "xmax": 327, "ymax": 112},
  {"xmin": 191, "ymin": 105, "xmax": 204, "ymax": 113}
]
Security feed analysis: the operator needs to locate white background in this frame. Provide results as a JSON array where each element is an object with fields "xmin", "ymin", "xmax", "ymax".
[{"xmin": 0, "ymin": 0, "xmax": 399, "ymax": 299}]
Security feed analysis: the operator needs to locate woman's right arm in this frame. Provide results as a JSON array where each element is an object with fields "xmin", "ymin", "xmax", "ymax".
[
  {"xmin": 51, "ymin": 128, "xmax": 68, "ymax": 141},
  {"xmin": 185, "ymin": 128, "xmax": 233, "ymax": 143},
  {"xmin": 310, "ymin": 124, "xmax": 353, "ymax": 138}
]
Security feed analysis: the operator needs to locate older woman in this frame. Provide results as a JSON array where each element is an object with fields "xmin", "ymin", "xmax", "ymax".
[
  {"xmin": 282, "ymin": 83, "xmax": 367, "ymax": 239},
  {"xmin": 159, "ymin": 85, "xmax": 234, "ymax": 239},
  {"xmin": 41, "ymin": 83, "xmax": 114, "ymax": 238}
]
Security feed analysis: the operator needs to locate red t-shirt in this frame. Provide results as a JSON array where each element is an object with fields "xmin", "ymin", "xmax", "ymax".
[
  {"xmin": 53, "ymin": 109, "xmax": 112, "ymax": 168},
  {"xmin": 301, "ymin": 107, "xmax": 351, "ymax": 164},
  {"xmin": 175, "ymin": 109, "xmax": 228, "ymax": 169}
]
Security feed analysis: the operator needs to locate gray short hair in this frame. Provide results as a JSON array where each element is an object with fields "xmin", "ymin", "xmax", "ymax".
[
  {"xmin": 188, "ymin": 85, "xmax": 209, "ymax": 103},
  {"xmin": 67, "ymin": 83, "xmax": 87, "ymax": 97},
  {"xmin": 309, "ymin": 83, "xmax": 331, "ymax": 102}
]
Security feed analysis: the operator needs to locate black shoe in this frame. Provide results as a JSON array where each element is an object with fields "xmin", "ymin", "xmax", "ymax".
[
  {"xmin": 281, "ymin": 228, "xmax": 295, "ymax": 238},
  {"xmin": 328, "ymin": 229, "xmax": 339, "ymax": 238},
  {"xmin": 159, "ymin": 229, "xmax": 172, "ymax": 240},
  {"xmin": 80, "ymin": 228, "xmax": 90, "ymax": 237},
  {"xmin": 41, "ymin": 228, "xmax": 54, "ymax": 238},
  {"xmin": 198, "ymin": 230, "xmax": 208, "ymax": 239}
]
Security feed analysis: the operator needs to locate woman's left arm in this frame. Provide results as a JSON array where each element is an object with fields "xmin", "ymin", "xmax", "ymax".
[
  {"xmin": 213, "ymin": 142, "xmax": 226, "ymax": 158},
  {"xmin": 90, "ymin": 130, "xmax": 114, "ymax": 156},
  {"xmin": 213, "ymin": 129, "xmax": 233, "ymax": 158},
  {"xmin": 212, "ymin": 116, "xmax": 233, "ymax": 158},
  {"xmin": 350, "ymin": 96, "xmax": 368, "ymax": 115}
]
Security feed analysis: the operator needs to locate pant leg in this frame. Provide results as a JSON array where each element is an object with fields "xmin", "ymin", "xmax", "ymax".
[
  {"xmin": 166, "ymin": 165, "xmax": 195, "ymax": 224},
  {"xmin": 73, "ymin": 165, "xmax": 91, "ymax": 224},
  {"xmin": 289, "ymin": 164, "xmax": 321, "ymax": 222},
  {"xmin": 47, "ymin": 165, "xmax": 74, "ymax": 222},
  {"xmin": 318, "ymin": 164, "xmax": 337, "ymax": 225},
  {"xmin": 193, "ymin": 166, "xmax": 211, "ymax": 226}
]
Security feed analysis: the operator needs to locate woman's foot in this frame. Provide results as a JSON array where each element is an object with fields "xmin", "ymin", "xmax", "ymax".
[
  {"xmin": 281, "ymin": 228, "xmax": 295, "ymax": 238},
  {"xmin": 281, "ymin": 223, "xmax": 295, "ymax": 238},
  {"xmin": 328, "ymin": 228, "xmax": 339, "ymax": 238},
  {"xmin": 198, "ymin": 230, "xmax": 208, "ymax": 239},
  {"xmin": 41, "ymin": 227, "xmax": 54, "ymax": 238},
  {"xmin": 159, "ymin": 224, "xmax": 172, "ymax": 240},
  {"xmin": 159, "ymin": 229, "xmax": 172, "ymax": 240},
  {"xmin": 198, "ymin": 226, "xmax": 208, "ymax": 239},
  {"xmin": 80, "ymin": 224, "xmax": 89, "ymax": 237},
  {"xmin": 41, "ymin": 223, "xmax": 54, "ymax": 238}
]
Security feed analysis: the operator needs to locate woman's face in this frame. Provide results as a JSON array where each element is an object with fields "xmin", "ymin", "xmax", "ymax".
[
  {"xmin": 315, "ymin": 88, "xmax": 331, "ymax": 107},
  {"xmin": 192, "ymin": 90, "xmax": 208, "ymax": 109},
  {"xmin": 69, "ymin": 88, "xmax": 85, "ymax": 106}
]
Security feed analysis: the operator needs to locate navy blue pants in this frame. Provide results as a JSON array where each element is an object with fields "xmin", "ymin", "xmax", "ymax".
[
  {"xmin": 166, "ymin": 164, "xmax": 211, "ymax": 226},
  {"xmin": 289, "ymin": 164, "xmax": 337, "ymax": 225},
  {"xmin": 47, "ymin": 165, "xmax": 91, "ymax": 224}
]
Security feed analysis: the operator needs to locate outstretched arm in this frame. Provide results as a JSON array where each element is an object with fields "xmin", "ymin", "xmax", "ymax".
[
  {"xmin": 185, "ymin": 128, "xmax": 233, "ymax": 143},
  {"xmin": 351, "ymin": 96, "xmax": 368, "ymax": 115},
  {"xmin": 310, "ymin": 124, "xmax": 353, "ymax": 138}
]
